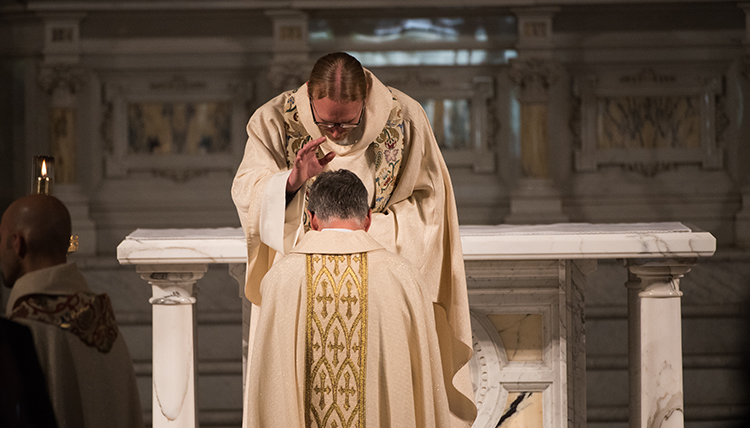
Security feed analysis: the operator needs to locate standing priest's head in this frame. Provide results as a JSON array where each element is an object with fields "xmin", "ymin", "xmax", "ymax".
[
  {"xmin": 306, "ymin": 169, "xmax": 371, "ymax": 232},
  {"xmin": 307, "ymin": 52, "xmax": 368, "ymax": 143}
]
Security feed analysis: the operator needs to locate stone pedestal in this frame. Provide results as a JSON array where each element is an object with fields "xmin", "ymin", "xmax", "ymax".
[{"xmin": 137, "ymin": 264, "xmax": 207, "ymax": 428}]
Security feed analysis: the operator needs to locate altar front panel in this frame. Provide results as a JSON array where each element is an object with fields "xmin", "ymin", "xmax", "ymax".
[{"xmin": 466, "ymin": 259, "xmax": 589, "ymax": 428}]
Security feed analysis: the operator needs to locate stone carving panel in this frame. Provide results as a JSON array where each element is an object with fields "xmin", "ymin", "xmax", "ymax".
[
  {"xmin": 127, "ymin": 101, "xmax": 232, "ymax": 155},
  {"xmin": 573, "ymin": 67, "xmax": 724, "ymax": 175},
  {"xmin": 103, "ymin": 73, "xmax": 252, "ymax": 180},
  {"xmin": 596, "ymin": 96, "xmax": 701, "ymax": 150}
]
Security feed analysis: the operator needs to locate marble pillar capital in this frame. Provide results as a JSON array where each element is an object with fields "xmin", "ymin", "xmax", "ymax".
[
  {"xmin": 508, "ymin": 59, "xmax": 562, "ymax": 103},
  {"xmin": 37, "ymin": 64, "xmax": 87, "ymax": 104},
  {"xmin": 136, "ymin": 264, "xmax": 207, "ymax": 305},
  {"xmin": 628, "ymin": 260, "xmax": 695, "ymax": 298}
]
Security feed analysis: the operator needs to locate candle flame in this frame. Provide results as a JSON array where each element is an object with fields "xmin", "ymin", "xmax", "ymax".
[{"xmin": 41, "ymin": 159, "xmax": 47, "ymax": 177}]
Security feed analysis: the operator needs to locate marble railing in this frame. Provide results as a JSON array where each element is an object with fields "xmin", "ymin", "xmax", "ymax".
[{"xmin": 117, "ymin": 223, "xmax": 716, "ymax": 428}]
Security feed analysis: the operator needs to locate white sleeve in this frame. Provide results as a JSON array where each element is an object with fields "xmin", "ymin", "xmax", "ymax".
[{"xmin": 259, "ymin": 169, "xmax": 305, "ymax": 255}]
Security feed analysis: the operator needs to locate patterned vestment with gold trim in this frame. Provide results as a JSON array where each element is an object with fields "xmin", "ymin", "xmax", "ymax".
[{"xmin": 305, "ymin": 253, "xmax": 368, "ymax": 428}]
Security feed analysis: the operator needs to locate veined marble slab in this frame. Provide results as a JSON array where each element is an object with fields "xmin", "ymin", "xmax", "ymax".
[
  {"xmin": 118, "ymin": 228, "xmax": 247, "ymax": 264},
  {"xmin": 460, "ymin": 223, "xmax": 715, "ymax": 260},
  {"xmin": 117, "ymin": 222, "xmax": 716, "ymax": 265}
]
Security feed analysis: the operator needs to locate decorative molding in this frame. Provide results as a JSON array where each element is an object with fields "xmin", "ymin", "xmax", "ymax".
[
  {"xmin": 386, "ymin": 71, "xmax": 442, "ymax": 89},
  {"xmin": 150, "ymin": 168, "xmax": 211, "ymax": 183},
  {"xmin": 623, "ymin": 161, "xmax": 679, "ymax": 177},
  {"xmin": 149, "ymin": 74, "xmax": 207, "ymax": 91},
  {"xmin": 620, "ymin": 68, "xmax": 677, "ymax": 85},
  {"xmin": 469, "ymin": 311, "xmax": 508, "ymax": 428}
]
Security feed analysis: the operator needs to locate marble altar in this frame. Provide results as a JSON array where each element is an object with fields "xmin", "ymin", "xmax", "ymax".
[{"xmin": 117, "ymin": 223, "xmax": 715, "ymax": 428}]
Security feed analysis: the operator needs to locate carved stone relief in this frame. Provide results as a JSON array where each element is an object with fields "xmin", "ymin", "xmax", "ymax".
[
  {"xmin": 102, "ymin": 73, "xmax": 252, "ymax": 181},
  {"xmin": 573, "ymin": 67, "xmax": 724, "ymax": 175}
]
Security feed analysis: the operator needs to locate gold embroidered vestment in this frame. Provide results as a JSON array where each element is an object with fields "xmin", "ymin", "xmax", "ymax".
[{"xmin": 305, "ymin": 253, "xmax": 368, "ymax": 428}]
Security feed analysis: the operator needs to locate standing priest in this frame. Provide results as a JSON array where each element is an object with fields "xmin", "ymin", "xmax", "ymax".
[{"xmin": 232, "ymin": 52, "xmax": 476, "ymax": 427}]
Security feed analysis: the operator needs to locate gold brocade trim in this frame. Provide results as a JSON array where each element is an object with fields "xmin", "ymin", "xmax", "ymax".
[
  {"xmin": 11, "ymin": 292, "xmax": 119, "ymax": 353},
  {"xmin": 305, "ymin": 253, "xmax": 368, "ymax": 428}
]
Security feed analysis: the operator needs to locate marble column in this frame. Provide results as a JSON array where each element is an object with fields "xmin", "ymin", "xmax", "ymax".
[
  {"xmin": 38, "ymin": 14, "xmax": 97, "ymax": 255},
  {"xmin": 505, "ymin": 59, "xmax": 568, "ymax": 224},
  {"xmin": 37, "ymin": 65, "xmax": 96, "ymax": 254},
  {"xmin": 138, "ymin": 264, "xmax": 207, "ymax": 428},
  {"xmin": 626, "ymin": 260, "xmax": 694, "ymax": 428}
]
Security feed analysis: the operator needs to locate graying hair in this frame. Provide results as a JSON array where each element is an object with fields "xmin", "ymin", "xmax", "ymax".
[{"xmin": 307, "ymin": 170, "xmax": 369, "ymax": 222}]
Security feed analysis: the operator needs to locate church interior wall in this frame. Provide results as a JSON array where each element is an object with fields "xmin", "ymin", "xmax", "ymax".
[{"xmin": 2, "ymin": 1, "xmax": 750, "ymax": 427}]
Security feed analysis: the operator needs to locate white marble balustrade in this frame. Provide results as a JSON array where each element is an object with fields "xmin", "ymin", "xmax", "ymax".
[{"xmin": 117, "ymin": 222, "xmax": 715, "ymax": 428}]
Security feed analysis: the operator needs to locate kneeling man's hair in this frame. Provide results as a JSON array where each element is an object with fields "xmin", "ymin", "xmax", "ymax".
[{"xmin": 308, "ymin": 170, "xmax": 369, "ymax": 222}]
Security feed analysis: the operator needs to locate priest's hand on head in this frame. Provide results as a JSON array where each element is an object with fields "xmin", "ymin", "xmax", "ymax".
[{"xmin": 286, "ymin": 136, "xmax": 336, "ymax": 193}]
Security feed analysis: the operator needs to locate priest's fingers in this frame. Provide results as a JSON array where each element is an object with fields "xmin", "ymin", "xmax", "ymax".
[
  {"xmin": 300, "ymin": 137, "xmax": 326, "ymax": 155},
  {"xmin": 318, "ymin": 151, "xmax": 336, "ymax": 166}
]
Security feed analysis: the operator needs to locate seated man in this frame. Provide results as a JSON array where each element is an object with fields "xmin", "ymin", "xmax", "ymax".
[
  {"xmin": 1, "ymin": 195, "xmax": 143, "ymax": 428},
  {"xmin": 0, "ymin": 317, "xmax": 58, "ymax": 428},
  {"xmin": 245, "ymin": 169, "xmax": 453, "ymax": 427}
]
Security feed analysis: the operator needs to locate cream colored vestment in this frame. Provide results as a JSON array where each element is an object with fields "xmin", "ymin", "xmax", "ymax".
[
  {"xmin": 232, "ymin": 71, "xmax": 476, "ymax": 426},
  {"xmin": 246, "ymin": 229, "xmax": 453, "ymax": 427},
  {"xmin": 5, "ymin": 263, "xmax": 144, "ymax": 428}
]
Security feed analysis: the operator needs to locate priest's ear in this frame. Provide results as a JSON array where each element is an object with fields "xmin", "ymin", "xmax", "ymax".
[
  {"xmin": 308, "ymin": 210, "xmax": 322, "ymax": 231},
  {"xmin": 363, "ymin": 210, "xmax": 371, "ymax": 232},
  {"xmin": 12, "ymin": 232, "xmax": 26, "ymax": 260}
]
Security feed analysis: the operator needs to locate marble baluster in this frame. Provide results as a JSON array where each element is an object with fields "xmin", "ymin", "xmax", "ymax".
[
  {"xmin": 625, "ymin": 270, "xmax": 642, "ymax": 428},
  {"xmin": 627, "ymin": 260, "xmax": 694, "ymax": 428},
  {"xmin": 138, "ymin": 264, "xmax": 207, "ymax": 428}
]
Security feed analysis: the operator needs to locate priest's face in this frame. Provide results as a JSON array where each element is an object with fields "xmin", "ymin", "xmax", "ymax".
[{"xmin": 310, "ymin": 97, "xmax": 364, "ymax": 144}]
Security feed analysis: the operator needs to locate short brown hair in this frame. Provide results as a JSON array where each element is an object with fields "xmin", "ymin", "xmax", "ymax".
[
  {"xmin": 308, "ymin": 52, "xmax": 367, "ymax": 102},
  {"xmin": 307, "ymin": 170, "xmax": 369, "ymax": 223}
]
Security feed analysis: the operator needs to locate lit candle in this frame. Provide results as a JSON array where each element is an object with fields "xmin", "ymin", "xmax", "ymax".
[
  {"xmin": 37, "ymin": 160, "xmax": 50, "ymax": 194},
  {"xmin": 31, "ymin": 156, "xmax": 54, "ymax": 195}
]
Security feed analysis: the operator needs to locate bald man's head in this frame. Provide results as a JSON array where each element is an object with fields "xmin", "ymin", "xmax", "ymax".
[{"xmin": 0, "ymin": 195, "xmax": 71, "ymax": 288}]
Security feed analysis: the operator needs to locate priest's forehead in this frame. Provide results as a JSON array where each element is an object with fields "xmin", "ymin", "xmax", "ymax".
[{"xmin": 308, "ymin": 52, "xmax": 367, "ymax": 102}]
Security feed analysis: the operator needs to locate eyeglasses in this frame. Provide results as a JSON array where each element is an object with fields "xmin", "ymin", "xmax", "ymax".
[{"xmin": 310, "ymin": 97, "xmax": 365, "ymax": 130}]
